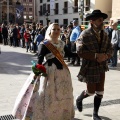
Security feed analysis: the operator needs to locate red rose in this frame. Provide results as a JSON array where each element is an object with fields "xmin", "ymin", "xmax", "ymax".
[{"xmin": 36, "ymin": 64, "xmax": 46, "ymax": 73}]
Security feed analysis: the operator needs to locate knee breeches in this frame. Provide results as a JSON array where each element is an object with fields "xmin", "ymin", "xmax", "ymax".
[{"xmin": 86, "ymin": 73, "xmax": 105, "ymax": 96}]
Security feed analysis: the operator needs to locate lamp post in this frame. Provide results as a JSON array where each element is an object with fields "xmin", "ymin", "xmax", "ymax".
[
  {"xmin": 0, "ymin": 0, "xmax": 4, "ymax": 23},
  {"xmin": 45, "ymin": 10, "xmax": 49, "ymax": 26},
  {"xmin": 78, "ymin": 0, "xmax": 84, "ymax": 24},
  {"xmin": 0, "ymin": 2, "xmax": 2, "ymax": 23},
  {"xmin": 7, "ymin": 0, "xmax": 9, "ymax": 24}
]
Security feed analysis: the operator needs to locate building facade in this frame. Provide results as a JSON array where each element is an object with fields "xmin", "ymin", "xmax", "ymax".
[
  {"xmin": 36, "ymin": 0, "xmax": 83, "ymax": 26},
  {"xmin": 92, "ymin": 0, "xmax": 112, "ymax": 21},
  {"xmin": 36, "ymin": 0, "xmax": 113, "ymax": 26},
  {"xmin": 112, "ymin": 0, "xmax": 120, "ymax": 21},
  {"xmin": 0, "ymin": 0, "xmax": 114, "ymax": 25},
  {"xmin": 0, "ymin": 0, "xmax": 16, "ymax": 24},
  {"xmin": 20, "ymin": 0, "xmax": 36, "ymax": 23}
]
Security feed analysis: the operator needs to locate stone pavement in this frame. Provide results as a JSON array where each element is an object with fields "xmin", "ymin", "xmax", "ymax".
[{"xmin": 0, "ymin": 44, "xmax": 120, "ymax": 120}]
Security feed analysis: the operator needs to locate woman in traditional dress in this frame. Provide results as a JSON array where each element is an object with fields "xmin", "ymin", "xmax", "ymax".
[{"xmin": 12, "ymin": 23, "xmax": 76, "ymax": 120}]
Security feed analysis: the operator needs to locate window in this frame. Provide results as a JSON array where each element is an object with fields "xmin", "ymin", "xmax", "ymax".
[
  {"xmin": 54, "ymin": 3, "xmax": 59, "ymax": 14},
  {"xmin": 85, "ymin": 0, "xmax": 90, "ymax": 11},
  {"xmin": 55, "ymin": 19, "xmax": 59, "ymax": 24},
  {"xmin": 40, "ymin": 0, "xmax": 43, "ymax": 3},
  {"xmin": 9, "ymin": 0, "xmax": 12, "ymax": 5},
  {"xmin": 73, "ymin": 18, "xmax": 78, "ymax": 21},
  {"xmin": 47, "ymin": 4, "xmax": 50, "ymax": 14},
  {"xmin": 29, "ymin": 8, "xmax": 32, "ymax": 12},
  {"xmin": 63, "ymin": 2, "xmax": 68, "ymax": 14},
  {"xmin": 29, "ymin": 16, "xmax": 33, "ymax": 19},
  {"xmin": 39, "ymin": 5, "xmax": 43, "ymax": 16},
  {"xmin": 43, "ymin": 4, "xmax": 46, "ymax": 15},
  {"xmin": 24, "ymin": 7, "xmax": 26, "ymax": 11},
  {"xmin": 40, "ymin": 20, "xmax": 43, "ymax": 25},
  {"xmin": 63, "ymin": 19, "xmax": 68, "ymax": 27},
  {"xmin": 47, "ymin": 0, "xmax": 50, "ymax": 2},
  {"xmin": 73, "ymin": 0, "xmax": 78, "ymax": 13}
]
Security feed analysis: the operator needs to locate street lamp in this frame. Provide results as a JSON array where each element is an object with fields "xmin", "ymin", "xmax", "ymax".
[
  {"xmin": 0, "ymin": 3, "xmax": 2, "ymax": 23},
  {"xmin": 0, "ymin": 0, "xmax": 4, "ymax": 23},
  {"xmin": 7, "ymin": 0, "xmax": 9, "ymax": 24},
  {"xmin": 45, "ymin": 10, "xmax": 49, "ymax": 26},
  {"xmin": 78, "ymin": 0, "xmax": 84, "ymax": 24}
]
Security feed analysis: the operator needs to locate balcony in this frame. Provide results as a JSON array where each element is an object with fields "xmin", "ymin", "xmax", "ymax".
[
  {"xmin": 62, "ymin": 7, "xmax": 68, "ymax": 14},
  {"xmin": 72, "ymin": 6, "xmax": 78, "ymax": 13},
  {"xmin": 54, "ymin": 9, "xmax": 59, "ymax": 14},
  {"xmin": 39, "ymin": 11, "xmax": 42, "ymax": 16}
]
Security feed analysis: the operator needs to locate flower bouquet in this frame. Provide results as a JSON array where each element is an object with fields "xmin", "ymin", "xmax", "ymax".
[{"xmin": 31, "ymin": 61, "xmax": 47, "ymax": 83}]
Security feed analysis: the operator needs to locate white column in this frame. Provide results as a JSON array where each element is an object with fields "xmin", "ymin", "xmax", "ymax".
[
  {"xmin": 7, "ymin": 0, "xmax": 9, "ymax": 23},
  {"xmin": 78, "ymin": 0, "xmax": 81, "ymax": 8}
]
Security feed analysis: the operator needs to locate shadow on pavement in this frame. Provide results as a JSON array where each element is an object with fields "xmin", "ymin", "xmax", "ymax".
[
  {"xmin": 73, "ymin": 118, "xmax": 82, "ymax": 120},
  {"xmin": 84, "ymin": 114, "xmax": 112, "ymax": 120},
  {"xmin": 0, "ymin": 51, "xmax": 37, "ymax": 75},
  {"xmin": 74, "ymin": 99, "xmax": 120, "ymax": 110}
]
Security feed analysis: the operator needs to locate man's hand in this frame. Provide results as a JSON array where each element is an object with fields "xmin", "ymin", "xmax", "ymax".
[{"xmin": 96, "ymin": 53, "xmax": 108, "ymax": 63}]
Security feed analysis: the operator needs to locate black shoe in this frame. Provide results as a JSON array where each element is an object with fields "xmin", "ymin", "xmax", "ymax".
[
  {"xmin": 67, "ymin": 62, "xmax": 74, "ymax": 65},
  {"xmin": 66, "ymin": 60, "xmax": 70, "ymax": 62},
  {"xmin": 76, "ymin": 91, "xmax": 89, "ymax": 112},
  {"xmin": 74, "ymin": 63, "xmax": 80, "ymax": 66},
  {"xmin": 92, "ymin": 114, "xmax": 102, "ymax": 120},
  {"xmin": 76, "ymin": 97, "xmax": 83, "ymax": 112}
]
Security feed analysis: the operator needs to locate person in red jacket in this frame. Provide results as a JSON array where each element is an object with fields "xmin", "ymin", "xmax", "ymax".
[{"xmin": 24, "ymin": 28, "xmax": 31, "ymax": 52}]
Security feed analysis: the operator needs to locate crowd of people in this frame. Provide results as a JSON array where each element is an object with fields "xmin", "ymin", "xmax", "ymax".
[
  {"xmin": 0, "ymin": 21, "xmax": 82, "ymax": 66},
  {"xmin": 0, "ymin": 22, "xmax": 47, "ymax": 53},
  {"xmin": 1, "ymin": 17, "xmax": 119, "ymax": 68},
  {"xmin": 105, "ymin": 19, "xmax": 120, "ymax": 68}
]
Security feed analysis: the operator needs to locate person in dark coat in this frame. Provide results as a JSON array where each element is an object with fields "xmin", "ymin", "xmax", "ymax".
[
  {"xmin": 1, "ymin": 24, "xmax": 8, "ymax": 45},
  {"xmin": 76, "ymin": 10, "xmax": 113, "ymax": 120},
  {"xmin": 12, "ymin": 25, "xmax": 18, "ymax": 47},
  {"xmin": 0, "ymin": 24, "xmax": 2, "ymax": 43},
  {"xmin": 66, "ymin": 24, "xmax": 73, "ymax": 62},
  {"xmin": 104, "ymin": 19, "xmax": 113, "ymax": 41}
]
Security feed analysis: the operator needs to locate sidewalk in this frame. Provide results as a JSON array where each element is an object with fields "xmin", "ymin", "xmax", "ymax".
[{"xmin": 0, "ymin": 45, "xmax": 120, "ymax": 120}]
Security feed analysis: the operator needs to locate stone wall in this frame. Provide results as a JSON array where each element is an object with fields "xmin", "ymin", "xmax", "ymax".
[{"xmin": 112, "ymin": 0, "xmax": 120, "ymax": 20}]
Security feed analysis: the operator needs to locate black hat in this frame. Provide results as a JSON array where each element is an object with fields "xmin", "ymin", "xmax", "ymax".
[{"xmin": 86, "ymin": 9, "xmax": 108, "ymax": 21}]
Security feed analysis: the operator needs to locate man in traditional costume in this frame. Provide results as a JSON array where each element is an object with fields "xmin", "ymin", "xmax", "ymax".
[{"xmin": 76, "ymin": 10, "xmax": 113, "ymax": 120}]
